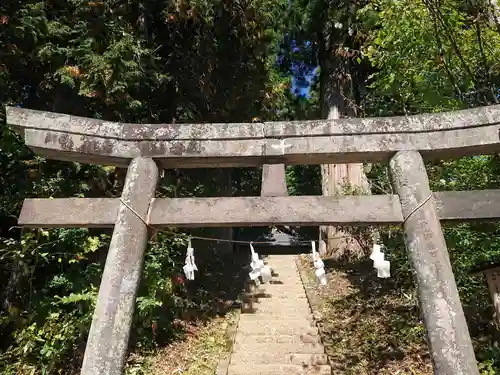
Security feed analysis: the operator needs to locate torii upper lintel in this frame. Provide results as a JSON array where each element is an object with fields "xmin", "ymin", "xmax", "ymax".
[{"xmin": 7, "ymin": 104, "xmax": 500, "ymax": 168}]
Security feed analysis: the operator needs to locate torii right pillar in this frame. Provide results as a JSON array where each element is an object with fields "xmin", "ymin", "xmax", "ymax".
[{"xmin": 390, "ymin": 151, "xmax": 479, "ymax": 375}]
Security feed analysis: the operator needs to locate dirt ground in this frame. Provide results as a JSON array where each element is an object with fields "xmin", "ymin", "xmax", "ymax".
[
  {"xmin": 296, "ymin": 254, "xmax": 433, "ymax": 375},
  {"xmin": 125, "ymin": 311, "xmax": 236, "ymax": 375}
]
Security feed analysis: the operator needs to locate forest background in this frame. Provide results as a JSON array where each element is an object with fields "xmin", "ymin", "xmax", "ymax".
[{"xmin": 2, "ymin": 0, "xmax": 500, "ymax": 373}]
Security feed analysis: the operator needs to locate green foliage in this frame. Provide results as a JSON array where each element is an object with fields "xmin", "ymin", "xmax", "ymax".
[
  {"xmin": 359, "ymin": 0, "xmax": 500, "ymax": 114},
  {"xmin": 0, "ymin": 0, "xmax": 290, "ymax": 373}
]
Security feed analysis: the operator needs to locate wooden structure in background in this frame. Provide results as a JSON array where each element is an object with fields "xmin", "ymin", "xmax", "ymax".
[
  {"xmin": 471, "ymin": 262, "xmax": 500, "ymax": 327},
  {"xmin": 9, "ymin": 104, "xmax": 500, "ymax": 375}
]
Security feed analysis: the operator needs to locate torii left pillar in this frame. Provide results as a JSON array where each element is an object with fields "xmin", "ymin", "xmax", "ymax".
[{"xmin": 81, "ymin": 157, "xmax": 159, "ymax": 375}]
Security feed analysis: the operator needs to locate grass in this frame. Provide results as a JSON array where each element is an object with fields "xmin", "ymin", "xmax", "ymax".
[{"xmin": 127, "ymin": 310, "xmax": 237, "ymax": 375}]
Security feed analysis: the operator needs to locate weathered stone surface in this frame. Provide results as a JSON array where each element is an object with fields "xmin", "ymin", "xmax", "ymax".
[
  {"xmin": 19, "ymin": 198, "xmax": 119, "ymax": 228},
  {"xmin": 8, "ymin": 105, "xmax": 500, "ymax": 167},
  {"xmin": 227, "ymin": 364, "xmax": 331, "ymax": 375},
  {"xmin": 216, "ymin": 357, "xmax": 230, "ymax": 375},
  {"xmin": 234, "ymin": 334, "xmax": 320, "ymax": 345},
  {"xmin": 267, "ymin": 276, "xmax": 303, "ymax": 282},
  {"xmin": 148, "ymin": 195, "xmax": 404, "ymax": 227},
  {"xmin": 261, "ymin": 164, "xmax": 288, "ymax": 196},
  {"xmin": 241, "ymin": 293, "xmax": 308, "ymax": 303},
  {"xmin": 246, "ymin": 299, "xmax": 309, "ymax": 308},
  {"xmin": 255, "ymin": 285, "xmax": 306, "ymax": 293},
  {"xmin": 239, "ymin": 313, "xmax": 313, "ymax": 322},
  {"xmin": 230, "ymin": 352, "xmax": 328, "ymax": 365},
  {"xmin": 7, "ymin": 106, "xmax": 268, "ymax": 140},
  {"xmin": 250, "ymin": 283, "xmax": 305, "ymax": 291},
  {"xmin": 432, "ymin": 189, "xmax": 500, "ymax": 222},
  {"xmin": 236, "ymin": 319, "xmax": 318, "ymax": 337},
  {"xmin": 80, "ymin": 158, "xmax": 159, "ymax": 375},
  {"xmin": 19, "ymin": 190, "xmax": 500, "ymax": 228},
  {"xmin": 229, "ymin": 255, "xmax": 329, "ymax": 371},
  {"xmin": 242, "ymin": 303, "xmax": 311, "ymax": 315},
  {"xmin": 390, "ymin": 151, "xmax": 479, "ymax": 375},
  {"xmin": 232, "ymin": 342, "xmax": 324, "ymax": 355},
  {"xmin": 9, "ymin": 104, "xmax": 500, "ymax": 139}
]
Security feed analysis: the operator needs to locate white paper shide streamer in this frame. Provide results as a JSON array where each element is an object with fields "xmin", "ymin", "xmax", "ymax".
[
  {"xmin": 311, "ymin": 241, "xmax": 327, "ymax": 286},
  {"xmin": 248, "ymin": 243, "xmax": 272, "ymax": 284},
  {"xmin": 183, "ymin": 238, "xmax": 198, "ymax": 280},
  {"xmin": 370, "ymin": 244, "xmax": 390, "ymax": 278}
]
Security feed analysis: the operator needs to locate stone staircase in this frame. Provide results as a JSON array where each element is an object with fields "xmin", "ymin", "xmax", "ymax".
[{"xmin": 226, "ymin": 254, "xmax": 330, "ymax": 375}]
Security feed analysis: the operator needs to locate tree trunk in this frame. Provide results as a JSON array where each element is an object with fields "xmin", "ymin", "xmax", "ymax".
[{"xmin": 318, "ymin": 18, "xmax": 370, "ymax": 260}]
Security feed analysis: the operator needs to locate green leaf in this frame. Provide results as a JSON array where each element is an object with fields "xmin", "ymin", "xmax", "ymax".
[{"xmin": 84, "ymin": 236, "xmax": 100, "ymax": 253}]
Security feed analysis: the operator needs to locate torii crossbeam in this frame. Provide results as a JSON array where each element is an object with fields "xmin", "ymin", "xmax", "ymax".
[{"xmin": 8, "ymin": 104, "xmax": 500, "ymax": 375}]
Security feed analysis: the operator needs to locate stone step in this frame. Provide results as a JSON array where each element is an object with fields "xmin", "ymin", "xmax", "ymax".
[
  {"xmin": 268, "ymin": 279, "xmax": 303, "ymax": 285},
  {"xmin": 240, "ymin": 311, "xmax": 312, "ymax": 318},
  {"xmin": 267, "ymin": 281, "xmax": 305, "ymax": 287},
  {"xmin": 271, "ymin": 268, "xmax": 300, "ymax": 272},
  {"xmin": 237, "ymin": 321, "xmax": 318, "ymax": 336},
  {"xmin": 255, "ymin": 291, "xmax": 307, "ymax": 299},
  {"xmin": 233, "ymin": 341, "xmax": 325, "ymax": 355},
  {"xmin": 262, "ymin": 282, "xmax": 304, "ymax": 287},
  {"xmin": 226, "ymin": 255, "xmax": 326, "ymax": 371},
  {"xmin": 267, "ymin": 282, "xmax": 303, "ymax": 287},
  {"xmin": 247, "ymin": 298, "xmax": 309, "ymax": 305},
  {"xmin": 267, "ymin": 284, "xmax": 303, "ymax": 288},
  {"xmin": 269, "ymin": 269, "xmax": 300, "ymax": 275},
  {"xmin": 252, "ymin": 280, "xmax": 303, "ymax": 286},
  {"xmin": 262, "ymin": 280, "xmax": 304, "ymax": 285},
  {"xmin": 245, "ymin": 284, "xmax": 307, "ymax": 294},
  {"xmin": 238, "ymin": 314, "xmax": 314, "ymax": 323},
  {"xmin": 230, "ymin": 352, "xmax": 328, "ymax": 366},
  {"xmin": 243, "ymin": 293, "xmax": 308, "ymax": 302},
  {"xmin": 269, "ymin": 271, "xmax": 300, "ymax": 274},
  {"xmin": 269, "ymin": 265, "xmax": 299, "ymax": 269},
  {"xmin": 234, "ymin": 333, "xmax": 321, "ymax": 345},
  {"xmin": 267, "ymin": 258, "xmax": 298, "ymax": 263},
  {"xmin": 239, "ymin": 312, "xmax": 313, "ymax": 321},
  {"xmin": 245, "ymin": 287, "xmax": 304, "ymax": 294},
  {"xmin": 269, "ymin": 276, "xmax": 302, "ymax": 280},
  {"xmin": 227, "ymin": 364, "xmax": 331, "ymax": 375},
  {"xmin": 271, "ymin": 262, "xmax": 299, "ymax": 265},
  {"xmin": 257, "ymin": 287, "xmax": 306, "ymax": 295},
  {"xmin": 241, "ymin": 294, "xmax": 307, "ymax": 302},
  {"xmin": 241, "ymin": 300, "xmax": 311, "ymax": 309},
  {"xmin": 241, "ymin": 302, "xmax": 310, "ymax": 313},
  {"xmin": 247, "ymin": 288, "xmax": 306, "ymax": 295},
  {"xmin": 241, "ymin": 306, "xmax": 311, "ymax": 314},
  {"xmin": 241, "ymin": 304, "xmax": 311, "ymax": 314}
]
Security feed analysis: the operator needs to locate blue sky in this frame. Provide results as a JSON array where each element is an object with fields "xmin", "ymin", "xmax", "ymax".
[
  {"xmin": 286, "ymin": 40, "xmax": 318, "ymax": 98},
  {"xmin": 291, "ymin": 66, "xmax": 317, "ymax": 97}
]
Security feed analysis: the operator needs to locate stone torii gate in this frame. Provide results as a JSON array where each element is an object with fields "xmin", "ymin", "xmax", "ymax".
[{"xmin": 8, "ymin": 104, "xmax": 500, "ymax": 375}]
